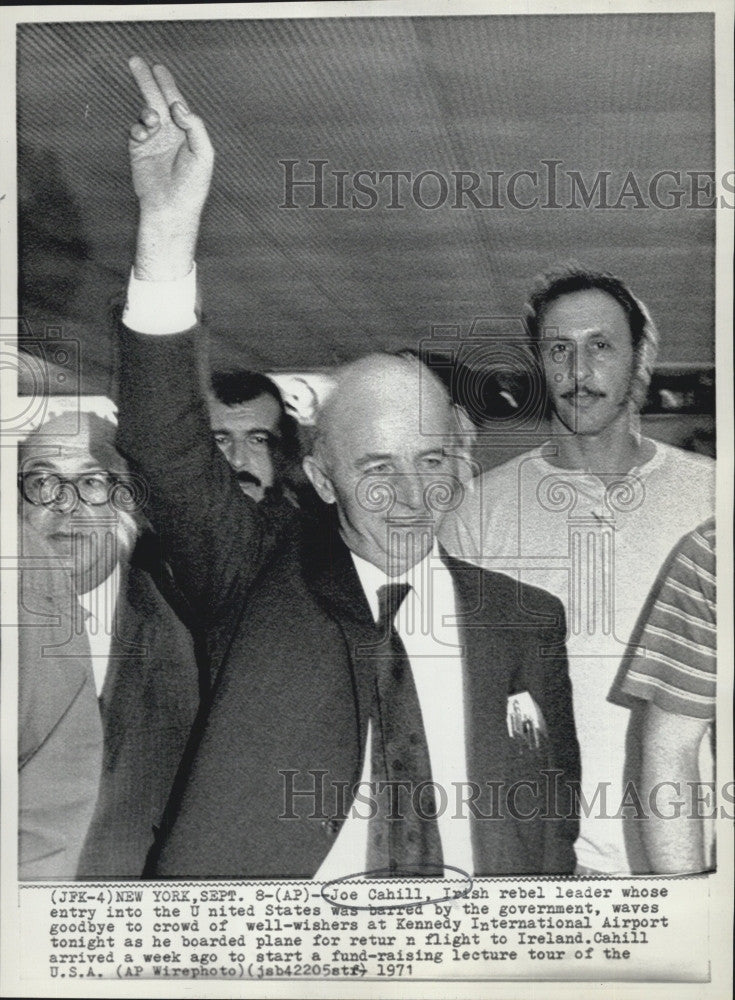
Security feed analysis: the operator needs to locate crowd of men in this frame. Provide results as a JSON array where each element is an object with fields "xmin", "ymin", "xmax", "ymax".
[{"xmin": 17, "ymin": 59, "xmax": 717, "ymax": 880}]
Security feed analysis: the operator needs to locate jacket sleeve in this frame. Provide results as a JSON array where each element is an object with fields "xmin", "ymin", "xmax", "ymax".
[
  {"xmin": 538, "ymin": 596, "xmax": 581, "ymax": 873},
  {"xmin": 116, "ymin": 324, "xmax": 284, "ymax": 629}
]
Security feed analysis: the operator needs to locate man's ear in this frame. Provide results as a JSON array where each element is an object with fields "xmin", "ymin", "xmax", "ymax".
[
  {"xmin": 451, "ymin": 403, "xmax": 477, "ymax": 444},
  {"xmin": 449, "ymin": 403, "xmax": 480, "ymax": 482},
  {"xmin": 303, "ymin": 455, "xmax": 337, "ymax": 504}
]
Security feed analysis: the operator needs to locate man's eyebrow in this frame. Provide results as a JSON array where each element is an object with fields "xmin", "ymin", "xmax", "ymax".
[
  {"xmin": 211, "ymin": 426, "xmax": 277, "ymax": 433},
  {"xmin": 355, "ymin": 446, "xmax": 446, "ymax": 468},
  {"xmin": 22, "ymin": 459, "xmax": 56, "ymax": 470},
  {"xmin": 542, "ymin": 326, "xmax": 611, "ymax": 339},
  {"xmin": 22, "ymin": 458, "xmax": 101, "ymax": 471},
  {"xmin": 355, "ymin": 452, "xmax": 393, "ymax": 467},
  {"xmin": 249, "ymin": 427, "xmax": 279, "ymax": 437}
]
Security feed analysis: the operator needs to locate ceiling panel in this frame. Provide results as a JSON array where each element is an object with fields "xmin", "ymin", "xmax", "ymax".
[{"xmin": 16, "ymin": 13, "xmax": 716, "ymax": 393}]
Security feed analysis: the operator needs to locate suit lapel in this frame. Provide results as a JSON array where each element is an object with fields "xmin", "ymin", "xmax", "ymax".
[
  {"xmin": 302, "ymin": 523, "xmax": 378, "ymax": 756},
  {"xmin": 445, "ymin": 555, "xmax": 519, "ymax": 870},
  {"xmin": 100, "ymin": 559, "xmax": 158, "ymax": 768},
  {"xmin": 447, "ymin": 556, "xmax": 514, "ymax": 759}
]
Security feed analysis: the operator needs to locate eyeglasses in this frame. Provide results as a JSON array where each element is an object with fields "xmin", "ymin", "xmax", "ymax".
[{"xmin": 18, "ymin": 471, "xmax": 119, "ymax": 512}]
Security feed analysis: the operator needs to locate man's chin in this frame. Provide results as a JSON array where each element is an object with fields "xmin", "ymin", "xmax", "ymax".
[
  {"xmin": 46, "ymin": 532, "xmax": 91, "ymax": 562},
  {"xmin": 552, "ymin": 402, "xmax": 612, "ymax": 437},
  {"xmin": 238, "ymin": 482, "xmax": 265, "ymax": 502},
  {"xmin": 381, "ymin": 524, "xmax": 437, "ymax": 575}
]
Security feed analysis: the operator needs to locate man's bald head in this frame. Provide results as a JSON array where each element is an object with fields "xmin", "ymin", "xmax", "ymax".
[
  {"xmin": 19, "ymin": 411, "xmax": 128, "ymax": 473},
  {"xmin": 304, "ymin": 352, "xmax": 463, "ymax": 575},
  {"xmin": 312, "ymin": 353, "xmax": 453, "ymax": 470}
]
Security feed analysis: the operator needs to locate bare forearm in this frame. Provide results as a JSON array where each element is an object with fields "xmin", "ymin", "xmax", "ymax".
[
  {"xmin": 642, "ymin": 782, "xmax": 705, "ymax": 874},
  {"xmin": 640, "ymin": 704, "xmax": 710, "ymax": 873},
  {"xmin": 134, "ymin": 210, "xmax": 199, "ymax": 282}
]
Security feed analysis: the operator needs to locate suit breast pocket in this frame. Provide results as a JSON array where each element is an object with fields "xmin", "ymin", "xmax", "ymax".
[{"xmin": 504, "ymin": 690, "xmax": 552, "ymax": 805}]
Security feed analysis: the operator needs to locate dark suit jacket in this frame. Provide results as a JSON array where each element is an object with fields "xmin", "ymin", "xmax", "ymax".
[
  {"xmin": 118, "ymin": 328, "xmax": 580, "ymax": 879},
  {"xmin": 74, "ymin": 534, "xmax": 204, "ymax": 878}
]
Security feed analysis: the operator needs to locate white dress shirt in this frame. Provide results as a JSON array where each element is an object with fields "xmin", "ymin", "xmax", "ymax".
[
  {"xmin": 124, "ymin": 265, "xmax": 198, "ymax": 335},
  {"xmin": 77, "ymin": 565, "xmax": 120, "ymax": 696}
]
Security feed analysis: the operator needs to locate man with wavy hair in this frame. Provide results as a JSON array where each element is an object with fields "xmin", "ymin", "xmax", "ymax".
[{"xmin": 440, "ymin": 267, "xmax": 715, "ymax": 875}]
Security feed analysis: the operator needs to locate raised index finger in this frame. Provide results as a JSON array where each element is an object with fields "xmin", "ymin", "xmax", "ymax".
[{"xmin": 128, "ymin": 56, "xmax": 169, "ymax": 116}]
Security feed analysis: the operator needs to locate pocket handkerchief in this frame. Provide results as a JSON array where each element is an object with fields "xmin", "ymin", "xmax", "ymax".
[{"xmin": 507, "ymin": 691, "xmax": 548, "ymax": 750}]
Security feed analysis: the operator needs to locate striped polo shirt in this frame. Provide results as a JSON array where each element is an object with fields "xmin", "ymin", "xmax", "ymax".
[{"xmin": 621, "ymin": 518, "xmax": 716, "ymax": 719}]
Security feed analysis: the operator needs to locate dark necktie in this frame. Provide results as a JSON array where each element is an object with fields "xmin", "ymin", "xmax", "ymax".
[{"xmin": 367, "ymin": 582, "xmax": 444, "ymax": 877}]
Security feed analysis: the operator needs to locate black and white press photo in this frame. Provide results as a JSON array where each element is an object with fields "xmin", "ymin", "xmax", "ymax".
[{"xmin": 2, "ymin": 3, "xmax": 732, "ymax": 997}]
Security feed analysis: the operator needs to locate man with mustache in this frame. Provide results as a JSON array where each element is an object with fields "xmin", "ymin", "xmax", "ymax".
[
  {"xmin": 208, "ymin": 369, "xmax": 303, "ymax": 503},
  {"xmin": 439, "ymin": 268, "xmax": 716, "ymax": 875}
]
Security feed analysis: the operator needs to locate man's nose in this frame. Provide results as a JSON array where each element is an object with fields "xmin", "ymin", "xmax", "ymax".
[
  {"xmin": 39, "ymin": 487, "xmax": 83, "ymax": 516},
  {"xmin": 396, "ymin": 475, "xmax": 426, "ymax": 513},
  {"xmin": 228, "ymin": 440, "xmax": 254, "ymax": 472},
  {"xmin": 572, "ymin": 344, "xmax": 592, "ymax": 384}
]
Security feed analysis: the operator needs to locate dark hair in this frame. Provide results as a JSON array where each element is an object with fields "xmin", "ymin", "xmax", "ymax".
[
  {"xmin": 525, "ymin": 267, "xmax": 648, "ymax": 353},
  {"xmin": 209, "ymin": 369, "xmax": 300, "ymax": 462}
]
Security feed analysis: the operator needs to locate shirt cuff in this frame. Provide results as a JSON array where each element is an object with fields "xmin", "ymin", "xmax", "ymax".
[{"xmin": 122, "ymin": 264, "xmax": 198, "ymax": 335}]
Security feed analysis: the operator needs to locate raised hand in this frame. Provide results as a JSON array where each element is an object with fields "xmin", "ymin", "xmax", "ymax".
[{"xmin": 128, "ymin": 57, "xmax": 214, "ymax": 281}]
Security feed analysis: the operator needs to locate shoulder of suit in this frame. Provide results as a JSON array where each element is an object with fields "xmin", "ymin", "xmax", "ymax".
[{"xmin": 444, "ymin": 552, "xmax": 564, "ymax": 619}]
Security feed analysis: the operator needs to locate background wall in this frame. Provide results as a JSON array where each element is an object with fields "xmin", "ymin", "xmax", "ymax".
[{"xmin": 16, "ymin": 14, "xmax": 716, "ymax": 456}]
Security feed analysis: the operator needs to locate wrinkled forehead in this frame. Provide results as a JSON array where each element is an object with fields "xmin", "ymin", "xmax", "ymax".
[
  {"xmin": 21, "ymin": 440, "xmax": 99, "ymax": 470},
  {"xmin": 324, "ymin": 371, "xmax": 453, "ymax": 462}
]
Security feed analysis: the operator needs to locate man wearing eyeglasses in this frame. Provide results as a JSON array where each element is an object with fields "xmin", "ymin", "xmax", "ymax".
[
  {"xmin": 19, "ymin": 411, "xmax": 138, "ymax": 600},
  {"xmin": 18, "ymin": 407, "xmax": 203, "ymax": 878}
]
